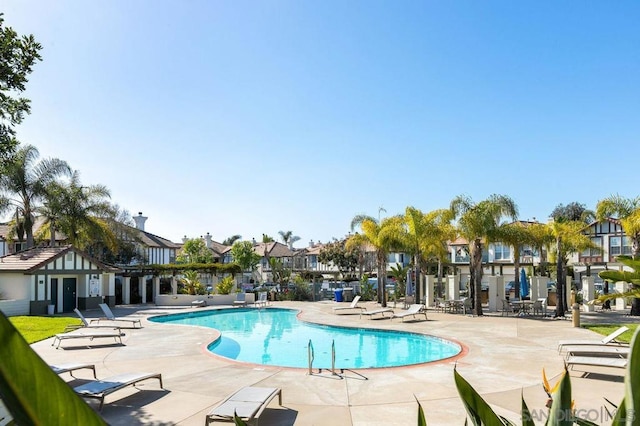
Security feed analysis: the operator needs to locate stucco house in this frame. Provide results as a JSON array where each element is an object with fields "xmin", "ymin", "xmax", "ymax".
[{"xmin": 0, "ymin": 245, "xmax": 120, "ymax": 316}]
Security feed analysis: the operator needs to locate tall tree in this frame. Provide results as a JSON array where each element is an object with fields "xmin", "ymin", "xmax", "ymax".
[
  {"xmin": 278, "ymin": 230, "xmax": 300, "ymax": 249},
  {"xmin": 0, "ymin": 14, "xmax": 42, "ymax": 161},
  {"xmin": 348, "ymin": 215, "xmax": 396, "ymax": 307},
  {"xmin": 85, "ymin": 204, "xmax": 142, "ymax": 265},
  {"xmin": 43, "ymin": 171, "xmax": 115, "ymax": 251},
  {"xmin": 0, "ymin": 144, "xmax": 71, "ymax": 248},
  {"xmin": 318, "ymin": 238, "xmax": 360, "ymax": 280},
  {"xmin": 596, "ymin": 194, "xmax": 640, "ymax": 315},
  {"xmin": 222, "ymin": 235, "xmax": 242, "ymax": 246},
  {"xmin": 547, "ymin": 220, "xmax": 598, "ymax": 317},
  {"xmin": 450, "ymin": 194, "xmax": 518, "ymax": 316},
  {"xmin": 496, "ymin": 221, "xmax": 532, "ymax": 298},
  {"xmin": 596, "ymin": 195, "xmax": 640, "ymax": 259},
  {"xmin": 230, "ymin": 240, "xmax": 261, "ymax": 282},
  {"xmin": 177, "ymin": 238, "xmax": 213, "ymax": 264},
  {"xmin": 527, "ymin": 222, "xmax": 555, "ymax": 277},
  {"xmin": 549, "ymin": 202, "xmax": 598, "ymax": 317},
  {"xmin": 261, "ymin": 234, "xmax": 275, "ymax": 243}
]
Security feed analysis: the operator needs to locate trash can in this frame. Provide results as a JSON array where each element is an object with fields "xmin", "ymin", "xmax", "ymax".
[
  {"xmin": 343, "ymin": 287, "xmax": 354, "ymax": 303},
  {"xmin": 334, "ymin": 288, "xmax": 344, "ymax": 302},
  {"xmin": 47, "ymin": 304, "xmax": 55, "ymax": 315}
]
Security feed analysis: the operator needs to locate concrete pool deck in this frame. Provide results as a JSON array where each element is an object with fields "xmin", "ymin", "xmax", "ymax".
[{"xmin": 32, "ymin": 301, "xmax": 638, "ymax": 425}]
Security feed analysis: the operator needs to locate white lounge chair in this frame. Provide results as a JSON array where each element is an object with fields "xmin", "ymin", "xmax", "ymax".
[
  {"xmin": 51, "ymin": 328, "xmax": 124, "ymax": 349},
  {"xmin": 205, "ymin": 386, "xmax": 282, "ymax": 425},
  {"xmin": 391, "ymin": 304, "xmax": 427, "ymax": 322},
  {"xmin": 333, "ymin": 295, "xmax": 365, "ymax": 314},
  {"xmin": 566, "ymin": 355, "xmax": 627, "ymax": 371},
  {"xmin": 254, "ymin": 291, "xmax": 269, "ymax": 308},
  {"xmin": 558, "ymin": 326, "xmax": 629, "ymax": 353},
  {"xmin": 192, "ymin": 300, "xmax": 207, "ymax": 308},
  {"xmin": 51, "ymin": 362, "xmax": 97, "ymax": 379},
  {"xmin": 74, "ymin": 372, "xmax": 163, "ymax": 411},
  {"xmin": 360, "ymin": 307, "xmax": 394, "ymax": 319},
  {"xmin": 233, "ymin": 292, "xmax": 247, "ymax": 307},
  {"xmin": 562, "ymin": 345, "xmax": 629, "ymax": 359},
  {"xmin": 65, "ymin": 308, "xmax": 125, "ymax": 332},
  {"xmin": 91, "ymin": 304, "xmax": 142, "ymax": 328}
]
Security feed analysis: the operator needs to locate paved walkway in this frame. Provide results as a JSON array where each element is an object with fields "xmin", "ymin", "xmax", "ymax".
[{"xmin": 33, "ymin": 301, "xmax": 639, "ymax": 425}]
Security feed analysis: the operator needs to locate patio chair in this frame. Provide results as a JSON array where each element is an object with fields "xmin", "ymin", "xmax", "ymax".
[
  {"xmin": 557, "ymin": 326, "xmax": 629, "ymax": 353},
  {"xmin": 360, "ymin": 307, "xmax": 394, "ymax": 320},
  {"xmin": 566, "ymin": 355, "xmax": 627, "ymax": 371},
  {"xmin": 74, "ymin": 372, "xmax": 163, "ymax": 411},
  {"xmin": 333, "ymin": 295, "xmax": 365, "ymax": 314},
  {"xmin": 562, "ymin": 345, "xmax": 629, "ymax": 359},
  {"xmin": 51, "ymin": 362, "xmax": 97, "ymax": 379},
  {"xmin": 435, "ymin": 298, "xmax": 447, "ymax": 313},
  {"xmin": 462, "ymin": 298, "xmax": 473, "ymax": 315},
  {"xmin": 499, "ymin": 299, "xmax": 511, "ymax": 316},
  {"xmin": 205, "ymin": 386, "xmax": 282, "ymax": 425},
  {"xmin": 390, "ymin": 304, "xmax": 427, "ymax": 322},
  {"xmin": 51, "ymin": 328, "xmax": 124, "ymax": 349},
  {"xmin": 233, "ymin": 292, "xmax": 247, "ymax": 307},
  {"xmin": 65, "ymin": 308, "xmax": 126, "ymax": 332},
  {"xmin": 255, "ymin": 291, "xmax": 269, "ymax": 308},
  {"xmin": 91, "ymin": 304, "xmax": 142, "ymax": 328},
  {"xmin": 532, "ymin": 298, "xmax": 547, "ymax": 316}
]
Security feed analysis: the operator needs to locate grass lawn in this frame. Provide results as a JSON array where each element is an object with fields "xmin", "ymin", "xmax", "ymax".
[
  {"xmin": 583, "ymin": 323, "xmax": 639, "ymax": 344},
  {"xmin": 9, "ymin": 316, "xmax": 82, "ymax": 344}
]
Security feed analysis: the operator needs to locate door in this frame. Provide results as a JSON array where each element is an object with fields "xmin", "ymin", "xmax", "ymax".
[
  {"xmin": 62, "ymin": 277, "xmax": 77, "ymax": 313},
  {"xmin": 51, "ymin": 278, "xmax": 58, "ymax": 313}
]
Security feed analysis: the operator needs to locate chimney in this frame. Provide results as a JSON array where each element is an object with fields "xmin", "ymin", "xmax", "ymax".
[
  {"xmin": 309, "ymin": 240, "xmax": 314, "ymax": 248},
  {"xmin": 182, "ymin": 235, "xmax": 188, "ymax": 243},
  {"xmin": 133, "ymin": 212, "xmax": 147, "ymax": 231},
  {"xmin": 252, "ymin": 238, "xmax": 256, "ymax": 245},
  {"xmin": 204, "ymin": 232, "xmax": 212, "ymax": 248}
]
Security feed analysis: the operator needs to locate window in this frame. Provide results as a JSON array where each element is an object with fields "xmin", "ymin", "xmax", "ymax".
[
  {"xmin": 612, "ymin": 236, "xmax": 632, "ymax": 256},
  {"xmin": 493, "ymin": 243, "xmax": 510, "ymax": 261},
  {"xmin": 610, "ymin": 237, "xmax": 621, "ymax": 256},
  {"xmin": 582, "ymin": 237, "xmax": 601, "ymax": 256}
]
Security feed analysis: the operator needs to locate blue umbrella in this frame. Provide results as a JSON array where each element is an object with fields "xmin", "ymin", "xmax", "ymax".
[{"xmin": 520, "ymin": 268, "xmax": 529, "ymax": 298}]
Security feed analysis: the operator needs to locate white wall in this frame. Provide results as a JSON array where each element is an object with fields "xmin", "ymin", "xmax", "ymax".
[{"xmin": 0, "ymin": 273, "xmax": 30, "ymax": 300}]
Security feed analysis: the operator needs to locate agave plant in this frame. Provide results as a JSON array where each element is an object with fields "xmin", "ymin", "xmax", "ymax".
[{"xmin": 417, "ymin": 326, "xmax": 640, "ymax": 425}]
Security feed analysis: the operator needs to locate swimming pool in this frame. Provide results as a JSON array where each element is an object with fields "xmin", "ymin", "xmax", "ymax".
[{"xmin": 150, "ymin": 308, "xmax": 461, "ymax": 369}]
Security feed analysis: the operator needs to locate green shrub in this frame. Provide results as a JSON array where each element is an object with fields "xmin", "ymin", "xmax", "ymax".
[
  {"xmin": 285, "ymin": 282, "xmax": 313, "ymax": 301},
  {"xmin": 216, "ymin": 276, "xmax": 235, "ymax": 295},
  {"xmin": 359, "ymin": 274, "xmax": 375, "ymax": 301}
]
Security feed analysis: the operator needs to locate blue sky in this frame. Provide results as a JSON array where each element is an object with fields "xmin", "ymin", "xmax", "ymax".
[{"xmin": 4, "ymin": 1, "xmax": 639, "ymax": 246}]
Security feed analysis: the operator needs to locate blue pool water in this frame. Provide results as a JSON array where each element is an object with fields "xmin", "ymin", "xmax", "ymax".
[{"xmin": 150, "ymin": 308, "xmax": 461, "ymax": 369}]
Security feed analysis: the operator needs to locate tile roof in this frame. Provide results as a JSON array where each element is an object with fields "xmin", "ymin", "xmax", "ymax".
[
  {"xmin": 252, "ymin": 242, "xmax": 295, "ymax": 257},
  {"xmin": 0, "ymin": 245, "xmax": 120, "ymax": 273}
]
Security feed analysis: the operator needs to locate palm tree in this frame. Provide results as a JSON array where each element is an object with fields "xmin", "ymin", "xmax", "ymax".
[
  {"xmin": 278, "ymin": 230, "xmax": 300, "ymax": 249},
  {"xmin": 527, "ymin": 222, "xmax": 555, "ymax": 277},
  {"xmin": 0, "ymin": 144, "xmax": 71, "ymax": 248},
  {"xmin": 388, "ymin": 262, "xmax": 409, "ymax": 302},
  {"xmin": 348, "ymin": 215, "xmax": 396, "ymax": 307},
  {"xmin": 222, "ymin": 235, "xmax": 242, "ymax": 246},
  {"xmin": 43, "ymin": 171, "xmax": 116, "ymax": 251},
  {"xmin": 496, "ymin": 221, "xmax": 532, "ymax": 298},
  {"xmin": 596, "ymin": 195, "xmax": 640, "ymax": 259},
  {"xmin": 596, "ymin": 194, "xmax": 640, "ymax": 315},
  {"xmin": 389, "ymin": 207, "xmax": 455, "ymax": 304},
  {"xmin": 450, "ymin": 194, "xmax": 518, "ymax": 316},
  {"xmin": 547, "ymin": 220, "xmax": 599, "ymax": 317},
  {"xmin": 261, "ymin": 234, "xmax": 275, "ymax": 243},
  {"xmin": 549, "ymin": 202, "xmax": 597, "ymax": 317}
]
